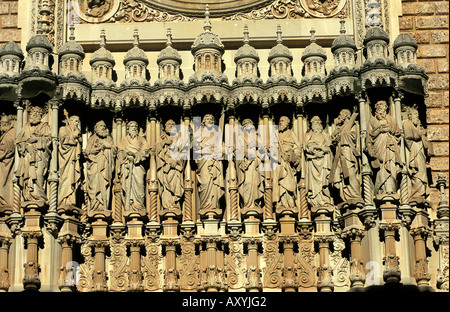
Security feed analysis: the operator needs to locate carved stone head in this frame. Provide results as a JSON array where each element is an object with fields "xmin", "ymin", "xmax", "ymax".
[
  {"xmin": 278, "ymin": 116, "xmax": 290, "ymax": 132},
  {"xmin": 127, "ymin": 120, "xmax": 139, "ymax": 138},
  {"xmin": 29, "ymin": 106, "xmax": 43, "ymax": 125},
  {"xmin": 374, "ymin": 100, "xmax": 388, "ymax": 120},
  {"xmin": 408, "ymin": 107, "xmax": 420, "ymax": 126},
  {"xmin": 202, "ymin": 114, "xmax": 215, "ymax": 129},
  {"xmin": 0, "ymin": 114, "xmax": 11, "ymax": 133},
  {"xmin": 94, "ymin": 120, "xmax": 109, "ymax": 138},
  {"xmin": 242, "ymin": 118, "xmax": 255, "ymax": 132},
  {"xmin": 69, "ymin": 115, "xmax": 81, "ymax": 130},
  {"xmin": 310, "ymin": 115, "xmax": 323, "ymax": 133},
  {"xmin": 164, "ymin": 119, "xmax": 176, "ymax": 135}
]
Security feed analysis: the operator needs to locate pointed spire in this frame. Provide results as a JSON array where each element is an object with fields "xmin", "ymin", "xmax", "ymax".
[
  {"xmin": 310, "ymin": 28, "xmax": 316, "ymax": 43},
  {"xmin": 204, "ymin": 4, "xmax": 212, "ymax": 32},
  {"xmin": 243, "ymin": 25, "xmax": 249, "ymax": 45},
  {"xmin": 69, "ymin": 24, "xmax": 75, "ymax": 41},
  {"xmin": 133, "ymin": 28, "xmax": 139, "ymax": 47},
  {"xmin": 100, "ymin": 29, "xmax": 106, "ymax": 48},
  {"xmin": 340, "ymin": 17, "xmax": 346, "ymax": 35},
  {"xmin": 276, "ymin": 24, "xmax": 282, "ymax": 44},
  {"xmin": 166, "ymin": 27, "xmax": 173, "ymax": 47}
]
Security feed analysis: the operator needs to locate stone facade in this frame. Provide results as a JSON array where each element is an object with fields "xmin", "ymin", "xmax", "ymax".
[{"xmin": 0, "ymin": 0, "xmax": 448, "ymax": 293}]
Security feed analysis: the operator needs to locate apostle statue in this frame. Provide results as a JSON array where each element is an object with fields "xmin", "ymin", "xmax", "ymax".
[
  {"xmin": 85, "ymin": 120, "xmax": 116, "ymax": 212},
  {"xmin": 235, "ymin": 118, "xmax": 264, "ymax": 211},
  {"xmin": 58, "ymin": 114, "xmax": 82, "ymax": 208},
  {"xmin": 273, "ymin": 116, "xmax": 301, "ymax": 211},
  {"xmin": 0, "ymin": 114, "xmax": 16, "ymax": 208},
  {"xmin": 367, "ymin": 100, "xmax": 401, "ymax": 199},
  {"xmin": 116, "ymin": 121, "xmax": 150, "ymax": 213},
  {"xmin": 16, "ymin": 106, "xmax": 51, "ymax": 206},
  {"xmin": 156, "ymin": 119, "xmax": 187, "ymax": 211},
  {"xmin": 305, "ymin": 115, "xmax": 333, "ymax": 209},
  {"xmin": 403, "ymin": 107, "xmax": 433, "ymax": 203},
  {"xmin": 330, "ymin": 108, "xmax": 363, "ymax": 206},
  {"xmin": 193, "ymin": 114, "xmax": 224, "ymax": 216}
]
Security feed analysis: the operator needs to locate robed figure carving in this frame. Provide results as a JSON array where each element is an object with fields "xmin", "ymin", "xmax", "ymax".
[
  {"xmin": 58, "ymin": 114, "xmax": 82, "ymax": 208},
  {"xmin": 156, "ymin": 119, "xmax": 187, "ymax": 211},
  {"xmin": 330, "ymin": 108, "xmax": 363, "ymax": 206},
  {"xmin": 0, "ymin": 114, "xmax": 16, "ymax": 208},
  {"xmin": 86, "ymin": 120, "xmax": 116, "ymax": 212},
  {"xmin": 117, "ymin": 121, "xmax": 150, "ymax": 213},
  {"xmin": 16, "ymin": 106, "xmax": 51, "ymax": 207},
  {"xmin": 193, "ymin": 114, "xmax": 225, "ymax": 217},
  {"xmin": 367, "ymin": 100, "xmax": 401, "ymax": 199},
  {"xmin": 236, "ymin": 119, "xmax": 264, "ymax": 212},
  {"xmin": 403, "ymin": 107, "xmax": 432, "ymax": 204},
  {"xmin": 273, "ymin": 116, "xmax": 301, "ymax": 211},
  {"xmin": 305, "ymin": 116, "xmax": 333, "ymax": 209}
]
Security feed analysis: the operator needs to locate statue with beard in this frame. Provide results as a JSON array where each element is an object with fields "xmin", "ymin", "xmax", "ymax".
[
  {"xmin": 236, "ymin": 118, "xmax": 264, "ymax": 212},
  {"xmin": 58, "ymin": 114, "xmax": 82, "ymax": 208},
  {"xmin": 305, "ymin": 115, "xmax": 333, "ymax": 209},
  {"xmin": 403, "ymin": 107, "xmax": 433, "ymax": 204},
  {"xmin": 330, "ymin": 108, "xmax": 363, "ymax": 206},
  {"xmin": 116, "ymin": 121, "xmax": 150, "ymax": 213},
  {"xmin": 193, "ymin": 114, "xmax": 224, "ymax": 217},
  {"xmin": 86, "ymin": 120, "xmax": 116, "ymax": 212},
  {"xmin": 0, "ymin": 114, "xmax": 16, "ymax": 209},
  {"xmin": 367, "ymin": 100, "xmax": 401, "ymax": 199},
  {"xmin": 16, "ymin": 106, "xmax": 51, "ymax": 207},
  {"xmin": 156, "ymin": 119, "xmax": 187, "ymax": 212},
  {"xmin": 273, "ymin": 116, "xmax": 301, "ymax": 211}
]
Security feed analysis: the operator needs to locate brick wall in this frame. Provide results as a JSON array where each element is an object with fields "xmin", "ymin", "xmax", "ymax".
[
  {"xmin": 399, "ymin": 0, "xmax": 449, "ymax": 206},
  {"xmin": 0, "ymin": 0, "xmax": 20, "ymax": 44}
]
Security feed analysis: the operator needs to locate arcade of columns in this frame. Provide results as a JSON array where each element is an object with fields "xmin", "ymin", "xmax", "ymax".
[{"xmin": 0, "ymin": 3, "xmax": 448, "ymax": 292}]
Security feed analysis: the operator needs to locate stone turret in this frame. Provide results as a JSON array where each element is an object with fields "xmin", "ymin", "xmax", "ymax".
[
  {"xmin": 90, "ymin": 29, "xmax": 115, "ymax": 87},
  {"xmin": 190, "ymin": 4, "xmax": 225, "ymax": 81},
  {"xmin": 233, "ymin": 25, "xmax": 260, "ymax": 84},
  {"xmin": 0, "ymin": 41, "xmax": 23, "ymax": 77},
  {"xmin": 24, "ymin": 21, "xmax": 53, "ymax": 72},
  {"xmin": 58, "ymin": 24, "xmax": 85, "ymax": 78},
  {"xmin": 301, "ymin": 29, "xmax": 327, "ymax": 83},
  {"xmin": 363, "ymin": 26, "xmax": 390, "ymax": 65},
  {"xmin": 268, "ymin": 25, "xmax": 293, "ymax": 81},
  {"xmin": 331, "ymin": 19, "xmax": 357, "ymax": 71},
  {"xmin": 122, "ymin": 28, "xmax": 149, "ymax": 86},
  {"xmin": 156, "ymin": 28, "xmax": 182, "ymax": 84}
]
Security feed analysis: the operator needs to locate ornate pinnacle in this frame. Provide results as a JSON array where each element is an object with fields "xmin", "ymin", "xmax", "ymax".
[
  {"xmin": 204, "ymin": 4, "xmax": 212, "ymax": 32},
  {"xmin": 133, "ymin": 28, "xmax": 139, "ymax": 47},
  {"xmin": 276, "ymin": 24, "xmax": 282, "ymax": 44},
  {"xmin": 340, "ymin": 17, "xmax": 346, "ymax": 35},
  {"xmin": 310, "ymin": 28, "xmax": 316, "ymax": 43},
  {"xmin": 100, "ymin": 29, "xmax": 106, "ymax": 48},
  {"xmin": 166, "ymin": 27, "xmax": 173, "ymax": 47},
  {"xmin": 243, "ymin": 25, "xmax": 249, "ymax": 45}
]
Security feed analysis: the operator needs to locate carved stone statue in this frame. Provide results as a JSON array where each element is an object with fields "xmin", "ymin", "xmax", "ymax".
[
  {"xmin": 403, "ymin": 107, "xmax": 432, "ymax": 203},
  {"xmin": 305, "ymin": 115, "xmax": 333, "ymax": 209},
  {"xmin": 16, "ymin": 106, "xmax": 51, "ymax": 206},
  {"xmin": 330, "ymin": 108, "xmax": 363, "ymax": 206},
  {"xmin": 58, "ymin": 115, "xmax": 82, "ymax": 208},
  {"xmin": 156, "ymin": 119, "xmax": 186, "ymax": 211},
  {"xmin": 367, "ymin": 100, "xmax": 401, "ymax": 199},
  {"xmin": 0, "ymin": 114, "xmax": 16, "ymax": 208},
  {"xmin": 273, "ymin": 116, "xmax": 301, "ymax": 210},
  {"xmin": 236, "ymin": 118, "xmax": 263, "ymax": 211},
  {"xmin": 193, "ymin": 114, "xmax": 224, "ymax": 216},
  {"xmin": 85, "ymin": 120, "xmax": 116, "ymax": 212},
  {"xmin": 117, "ymin": 121, "xmax": 150, "ymax": 213}
]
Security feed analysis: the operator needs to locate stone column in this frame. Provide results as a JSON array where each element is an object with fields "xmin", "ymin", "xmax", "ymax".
[
  {"xmin": 22, "ymin": 230, "xmax": 41, "ymax": 291},
  {"xmin": 244, "ymin": 237, "xmax": 262, "ymax": 292},
  {"xmin": 410, "ymin": 225, "xmax": 431, "ymax": 288},
  {"xmin": 433, "ymin": 174, "xmax": 449, "ymax": 291},
  {"xmin": 0, "ymin": 237, "xmax": 11, "ymax": 291},
  {"xmin": 356, "ymin": 94, "xmax": 377, "ymax": 226},
  {"xmin": 127, "ymin": 240, "xmax": 144, "ymax": 292},
  {"xmin": 162, "ymin": 238, "xmax": 180, "ymax": 292},
  {"xmin": 57, "ymin": 234, "xmax": 77, "ymax": 292},
  {"xmin": 314, "ymin": 215, "xmax": 334, "ymax": 292},
  {"xmin": 280, "ymin": 236, "xmax": 298, "ymax": 292},
  {"xmin": 182, "ymin": 114, "xmax": 194, "ymax": 225},
  {"xmin": 380, "ymin": 214, "xmax": 401, "ymax": 284},
  {"xmin": 296, "ymin": 109, "xmax": 308, "ymax": 222},
  {"xmin": 147, "ymin": 114, "xmax": 158, "ymax": 225},
  {"xmin": 342, "ymin": 226, "xmax": 366, "ymax": 289}
]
